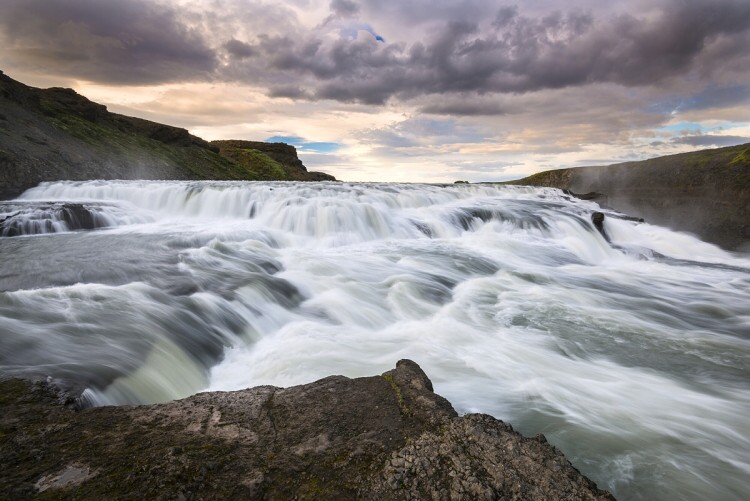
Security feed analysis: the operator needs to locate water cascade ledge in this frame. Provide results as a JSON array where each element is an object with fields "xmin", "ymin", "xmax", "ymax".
[{"xmin": 0, "ymin": 360, "xmax": 614, "ymax": 499}]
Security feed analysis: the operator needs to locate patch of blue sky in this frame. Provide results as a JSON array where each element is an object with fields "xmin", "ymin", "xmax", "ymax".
[
  {"xmin": 656, "ymin": 121, "xmax": 749, "ymax": 136},
  {"xmin": 265, "ymin": 135, "xmax": 341, "ymax": 153},
  {"xmin": 648, "ymin": 85, "xmax": 749, "ymax": 115},
  {"xmin": 339, "ymin": 22, "xmax": 385, "ymax": 43},
  {"xmin": 658, "ymin": 122, "xmax": 704, "ymax": 133}
]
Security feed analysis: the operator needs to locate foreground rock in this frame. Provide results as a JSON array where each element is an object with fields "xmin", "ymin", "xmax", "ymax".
[
  {"xmin": 507, "ymin": 143, "xmax": 750, "ymax": 251},
  {"xmin": 0, "ymin": 360, "xmax": 613, "ymax": 500}
]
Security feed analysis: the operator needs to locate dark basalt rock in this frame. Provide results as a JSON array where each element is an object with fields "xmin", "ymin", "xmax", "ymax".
[
  {"xmin": 591, "ymin": 211, "xmax": 609, "ymax": 242},
  {"xmin": 0, "ymin": 203, "xmax": 106, "ymax": 237},
  {"xmin": 563, "ymin": 190, "xmax": 606, "ymax": 201},
  {"xmin": 60, "ymin": 203, "xmax": 97, "ymax": 231},
  {"xmin": 0, "ymin": 360, "xmax": 614, "ymax": 500}
]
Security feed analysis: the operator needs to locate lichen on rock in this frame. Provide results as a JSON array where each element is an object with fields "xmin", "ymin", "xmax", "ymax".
[{"xmin": 0, "ymin": 361, "xmax": 614, "ymax": 499}]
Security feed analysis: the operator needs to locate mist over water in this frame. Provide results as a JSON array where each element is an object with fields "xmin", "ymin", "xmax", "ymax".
[{"xmin": 1, "ymin": 180, "xmax": 749, "ymax": 500}]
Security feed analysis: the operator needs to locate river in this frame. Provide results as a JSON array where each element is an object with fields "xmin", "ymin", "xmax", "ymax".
[{"xmin": 1, "ymin": 180, "xmax": 748, "ymax": 500}]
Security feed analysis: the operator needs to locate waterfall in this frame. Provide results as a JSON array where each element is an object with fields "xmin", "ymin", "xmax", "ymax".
[{"xmin": 2, "ymin": 180, "xmax": 749, "ymax": 500}]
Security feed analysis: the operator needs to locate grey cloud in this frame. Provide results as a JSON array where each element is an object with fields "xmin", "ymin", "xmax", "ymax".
[
  {"xmin": 420, "ymin": 101, "xmax": 509, "ymax": 116},
  {"xmin": 493, "ymin": 6, "xmax": 518, "ymax": 28},
  {"xmin": 267, "ymin": 85, "xmax": 313, "ymax": 99},
  {"xmin": 683, "ymin": 85, "xmax": 750, "ymax": 111},
  {"xmin": 0, "ymin": 0, "xmax": 216, "ymax": 84},
  {"xmin": 360, "ymin": 0, "xmax": 497, "ymax": 26},
  {"xmin": 672, "ymin": 135, "xmax": 749, "ymax": 147},
  {"xmin": 330, "ymin": 0, "xmax": 360, "ymax": 18},
  {"xmin": 225, "ymin": 39, "xmax": 257, "ymax": 59},
  {"xmin": 2, "ymin": 0, "xmax": 748, "ymax": 117},
  {"xmin": 234, "ymin": 0, "xmax": 750, "ymax": 108},
  {"xmin": 355, "ymin": 116, "xmax": 492, "ymax": 156}
]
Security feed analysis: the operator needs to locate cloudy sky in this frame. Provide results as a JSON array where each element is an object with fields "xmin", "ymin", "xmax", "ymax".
[{"xmin": 1, "ymin": 0, "xmax": 749, "ymax": 182}]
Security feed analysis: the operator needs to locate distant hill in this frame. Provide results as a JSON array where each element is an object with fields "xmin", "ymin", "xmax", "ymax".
[
  {"xmin": 508, "ymin": 143, "xmax": 750, "ymax": 251},
  {"xmin": 0, "ymin": 71, "xmax": 334, "ymax": 199}
]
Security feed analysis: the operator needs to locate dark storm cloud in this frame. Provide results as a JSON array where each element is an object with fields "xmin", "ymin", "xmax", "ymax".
[
  {"xmin": 224, "ymin": 39, "xmax": 257, "ymax": 59},
  {"xmin": 232, "ymin": 0, "xmax": 750, "ymax": 107},
  {"xmin": 0, "ymin": 0, "xmax": 216, "ymax": 84},
  {"xmin": 1, "ymin": 0, "xmax": 749, "ymax": 111},
  {"xmin": 672, "ymin": 135, "xmax": 749, "ymax": 147}
]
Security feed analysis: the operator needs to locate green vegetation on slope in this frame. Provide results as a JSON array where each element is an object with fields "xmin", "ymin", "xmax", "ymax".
[
  {"xmin": 0, "ymin": 70, "xmax": 335, "ymax": 197},
  {"xmin": 41, "ymin": 102, "xmax": 259, "ymax": 182},
  {"xmin": 216, "ymin": 147, "xmax": 290, "ymax": 180}
]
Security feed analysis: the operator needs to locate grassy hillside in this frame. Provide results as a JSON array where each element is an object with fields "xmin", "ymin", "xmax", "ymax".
[
  {"xmin": 508, "ymin": 143, "xmax": 750, "ymax": 250},
  {"xmin": 0, "ymin": 70, "xmax": 334, "ymax": 198}
]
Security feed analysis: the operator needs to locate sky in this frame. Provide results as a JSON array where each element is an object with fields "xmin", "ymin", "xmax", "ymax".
[{"xmin": 0, "ymin": 0, "xmax": 749, "ymax": 182}]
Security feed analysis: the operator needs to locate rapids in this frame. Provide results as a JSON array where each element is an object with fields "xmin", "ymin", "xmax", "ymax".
[{"xmin": 1, "ymin": 180, "xmax": 749, "ymax": 500}]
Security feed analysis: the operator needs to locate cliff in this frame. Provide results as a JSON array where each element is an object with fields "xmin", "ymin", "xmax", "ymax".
[
  {"xmin": 507, "ymin": 143, "xmax": 750, "ymax": 251},
  {"xmin": 0, "ymin": 71, "xmax": 334, "ymax": 198},
  {"xmin": 212, "ymin": 140, "xmax": 335, "ymax": 181},
  {"xmin": 0, "ymin": 360, "xmax": 613, "ymax": 500}
]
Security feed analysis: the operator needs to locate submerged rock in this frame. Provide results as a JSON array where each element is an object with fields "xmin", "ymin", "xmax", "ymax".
[{"xmin": 0, "ymin": 361, "xmax": 614, "ymax": 500}]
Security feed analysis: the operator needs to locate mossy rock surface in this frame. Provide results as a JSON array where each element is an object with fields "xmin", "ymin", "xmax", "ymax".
[
  {"xmin": 0, "ymin": 361, "xmax": 613, "ymax": 500},
  {"xmin": 212, "ymin": 140, "xmax": 336, "ymax": 181}
]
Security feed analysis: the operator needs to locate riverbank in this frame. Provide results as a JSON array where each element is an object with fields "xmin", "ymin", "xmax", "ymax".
[{"xmin": 505, "ymin": 143, "xmax": 750, "ymax": 251}]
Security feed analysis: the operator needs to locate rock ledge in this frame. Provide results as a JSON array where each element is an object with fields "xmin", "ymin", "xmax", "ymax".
[{"xmin": 0, "ymin": 360, "xmax": 614, "ymax": 500}]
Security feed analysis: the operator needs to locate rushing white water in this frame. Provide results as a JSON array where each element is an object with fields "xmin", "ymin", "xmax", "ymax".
[{"xmin": 2, "ymin": 180, "xmax": 749, "ymax": 500}]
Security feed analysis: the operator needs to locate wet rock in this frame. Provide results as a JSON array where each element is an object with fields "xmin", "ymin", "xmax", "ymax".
[
  {"xmin": 35, "ymin": 463, "xmax": 96, "ymax": 492},
  {"xmin": 0, "ymin": 362, "xmax": 614, "ymax": 500},
  {"xmin": 60, "ymin": 203, "xmax": 97, "ymax": 230},
  {"xmin": 564, "ymin": 190, "xmax": 606, "ymax": 201},
  {"xmin": 591, "ymin": 211, "xmax": 610, "ymax": 242}
]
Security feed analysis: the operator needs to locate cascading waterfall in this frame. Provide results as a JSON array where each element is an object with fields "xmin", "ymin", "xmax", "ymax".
[{"xmin": 2, "ymin": 180, "xmax": 749, "ymax": 500}]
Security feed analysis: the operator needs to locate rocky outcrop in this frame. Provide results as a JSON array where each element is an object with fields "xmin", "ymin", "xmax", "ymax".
[
  {"xmin": 0, "ymin": 71, "xmax": 335, "ymax": 199},
  {"xmin": 212, "ymin": 140, "xmax": 336, "ymax": 181},
  {"xmin": 0, "ymin": 360, "xmax": 613, "ymax": 500},
  {"xmin": 0, "ymin": 202, "xmax": 109, "ymax": 237},
  {"xmin": 508, "ymin": 143, "xmax": 750, "ymax": 251},
  {"xmin": 591, "ymin": 212, "xmax": 608, "ymax": 242}
]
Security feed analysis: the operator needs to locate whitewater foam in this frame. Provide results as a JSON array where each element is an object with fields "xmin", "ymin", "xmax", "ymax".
[{"xmin": 2, "ymin": 180, "xmax": 749, "ymax": 500}]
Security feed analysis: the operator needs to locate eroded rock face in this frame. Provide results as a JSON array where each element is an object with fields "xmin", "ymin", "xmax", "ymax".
[{"xmin": 0, "ymin": 361, "xmax": 614, "ymax": 500}]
